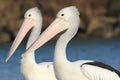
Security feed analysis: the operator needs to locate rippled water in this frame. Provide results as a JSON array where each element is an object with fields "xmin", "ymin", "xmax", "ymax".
[{"xmin": 0, "ymin": 38, "xmax": 120, "ymax": 80}]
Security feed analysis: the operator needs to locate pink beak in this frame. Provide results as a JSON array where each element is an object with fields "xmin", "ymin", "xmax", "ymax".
[
  {"xmin": 5, "ymin": 18, "xmax": 36, "ymax": 62},
  {"xmin": 22, "ymin": 17, "xmax": 69, "ymax": 57}
]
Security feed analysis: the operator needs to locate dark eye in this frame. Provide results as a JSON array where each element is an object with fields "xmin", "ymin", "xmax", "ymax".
[
  {"xmin": 28, "ymin": 14, "xmax": 31, "ymax": 17},
  {"xmin": 61, "ymin": 14, "xmax": 64, "ymax": 16}
]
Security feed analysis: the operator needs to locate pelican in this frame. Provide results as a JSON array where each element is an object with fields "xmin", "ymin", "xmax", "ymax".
[
  {"xmin": 22, "ymin": 6, "xmax": 120, "ymax": 80},
  {"xmin": 5, "ymin": 7, "xmax": 57, "ymax": 80}
]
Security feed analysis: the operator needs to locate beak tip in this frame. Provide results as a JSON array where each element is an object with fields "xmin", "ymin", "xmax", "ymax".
[
  {"xmin": 5, "ymin": 58, "xmax": 9, "ymax": 63},
  {"xmin": 21, "ymin": 53, "xmax": 26, "ymax": 58}
]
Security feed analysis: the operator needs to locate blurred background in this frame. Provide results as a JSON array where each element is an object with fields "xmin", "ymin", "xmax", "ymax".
[
  {"xmin": 0, "ymin": 0, "xmax": 120, "ymax": 43},
  {"xmin": 0, "ymin": 0, "xmax": 120, "ymax": 80}
]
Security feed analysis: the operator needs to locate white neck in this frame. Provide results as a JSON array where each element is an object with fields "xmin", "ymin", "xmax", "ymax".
[
  {"xmin": 54, "ymin": 24, "xmax": 79, "ymax": 64},
  {"xmin": 21, "ymin": 21, "xmax": 42, "ymax": 64}
]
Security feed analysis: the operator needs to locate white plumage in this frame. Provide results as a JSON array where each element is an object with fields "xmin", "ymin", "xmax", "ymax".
[
  {"xmin": 22, "ymin": 6, "xmax": 120, "ymax": 80},
  {"xmin": 81, "ymin": 62, "xmax": 120, "ymax": 80},
  {"xmin": 6, "ymin": 7, "xmax": 57, "ymax": 80}
]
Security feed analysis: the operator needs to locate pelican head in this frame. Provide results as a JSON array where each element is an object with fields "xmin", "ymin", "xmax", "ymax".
[
  {"xmin": 57, "ymin": 6, "xmax": 80, "ymax": 26},
  {"xmin": 24, "ymin": 7, "xmax": 42, "ymax": 26},
  {"xmin": 22, "ymin": 6, "xmax": 80, "ymax": 56},
  {"xmin": 6, "ymin": 7, "xmax": 42, "ymax": 62}
]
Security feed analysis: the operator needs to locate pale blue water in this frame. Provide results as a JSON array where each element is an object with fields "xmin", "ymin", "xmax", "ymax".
[{"xmin": 0, "ymin": 38, "xmax": 120, "ymax": 80}]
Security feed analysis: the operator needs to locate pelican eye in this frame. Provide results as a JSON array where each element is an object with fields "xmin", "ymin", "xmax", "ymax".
[
  {"xmin": 61, "ymin": 14, "xmax": 64, "ymax": 16},
  {"xmin": 28, "ymin": 14, "xmax": 31, "ymax": 17}
]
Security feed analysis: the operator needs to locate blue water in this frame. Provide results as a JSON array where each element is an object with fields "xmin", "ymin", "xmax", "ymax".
[{"xmin": 0, "ymin": 38, "xmax": 120, "ymax": 80}]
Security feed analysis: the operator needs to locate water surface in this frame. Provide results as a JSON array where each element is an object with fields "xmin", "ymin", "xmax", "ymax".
[{"xmin": 0, "ymin": 38, "xmax": 120, "ymax": 80}]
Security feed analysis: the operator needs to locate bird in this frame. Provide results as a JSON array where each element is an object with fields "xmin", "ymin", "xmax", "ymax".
[
  {"xmin": 5, "ymin": 7, "xmax": 57, "ymax": 80},
  {"xmin": 22, "ymin": 6, "xmax": 120, "ymax": 80}
]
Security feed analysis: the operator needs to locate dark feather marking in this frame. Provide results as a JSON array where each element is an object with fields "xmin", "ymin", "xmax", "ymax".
[{"xmin": 81, "ymin": 61, "xmax": 120, "ymax": 77}]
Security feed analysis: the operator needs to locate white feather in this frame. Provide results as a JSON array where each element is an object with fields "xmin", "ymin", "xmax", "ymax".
[{"xmin": 81, "ymin": 64, "xmax": 120, "ymax": 80}]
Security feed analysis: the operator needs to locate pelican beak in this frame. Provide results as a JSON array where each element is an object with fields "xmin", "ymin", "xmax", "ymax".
[
  {"xmin": 5, "ymin": 18, "xmax": 36, "ymax": 62},
  {"xmin": 22, "ymin": 17, "xmax": 69, "ymax": 57}
]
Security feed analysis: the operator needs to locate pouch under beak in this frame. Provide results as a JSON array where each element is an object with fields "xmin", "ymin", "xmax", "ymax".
[
  {"xmin": 6, "ymin": 18, "xmax": 36, "ymax": 62},
  {"xmin": 22, "ymin": 17, "xmax": 69, "ymax": 57}
]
